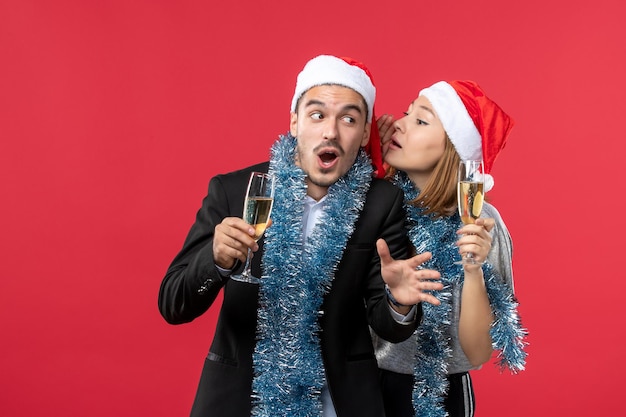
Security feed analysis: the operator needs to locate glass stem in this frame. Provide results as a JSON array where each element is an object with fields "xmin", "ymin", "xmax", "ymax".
[
  {"xmin": 241, "ymin": 247, "xmax": 253, "ymax": 276},
  {"xmin": 465, "ymin": 251, "xmax": 477, "ymax": 264}
]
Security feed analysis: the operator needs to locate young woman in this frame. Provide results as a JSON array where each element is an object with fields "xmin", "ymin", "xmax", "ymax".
[{"xmin": 372, "ymin": 80, "xmax": 527, "ymax": 417}]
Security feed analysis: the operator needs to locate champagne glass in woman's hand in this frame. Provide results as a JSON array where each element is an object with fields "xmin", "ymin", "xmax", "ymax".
[
  {"xmin": 230, "ymin": 172, "xmax": 275, "ymax": 284},
  {"xmin": 454, "ymin": 160, "xmax": 485, "ymax": 266}
]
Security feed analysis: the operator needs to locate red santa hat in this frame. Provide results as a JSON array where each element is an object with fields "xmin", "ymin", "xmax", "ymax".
[
  {"xmin": 291, "ymin": 55, "xmax": 384, "ymax": 178},
  {"xmin": 419, "ymin": 80, "xmax": 514, "ymax": 191}
]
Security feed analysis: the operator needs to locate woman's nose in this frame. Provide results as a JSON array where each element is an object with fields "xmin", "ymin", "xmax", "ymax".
[{"xmin": 393, "ymin": 118, "xmax": 403, "ymax": 133}]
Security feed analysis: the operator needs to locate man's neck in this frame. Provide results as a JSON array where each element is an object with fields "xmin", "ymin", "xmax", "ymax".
[{"xmin": 305, "ymin": 180, "xmax": 329, "ymax": 202}]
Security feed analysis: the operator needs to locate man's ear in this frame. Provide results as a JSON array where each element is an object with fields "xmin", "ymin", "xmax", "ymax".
[
  {"xmin": 361, "ymin": 122, "xmax": 371, "ymax": 147},
  {"xmin": 289, "ymin": 112, "xmax": 298, "ymax": 137}
]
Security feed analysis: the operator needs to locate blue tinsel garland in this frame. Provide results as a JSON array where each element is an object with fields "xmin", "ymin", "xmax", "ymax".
[
  {"xmin": 393, "ymin": 171, "xmax": 527, "ymax": 417},
  {"xmin": 251, "ymin": 133, "xmax": 373, "ymax": 417}
]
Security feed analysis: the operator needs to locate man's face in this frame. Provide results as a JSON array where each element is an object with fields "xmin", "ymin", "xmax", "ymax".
[{"xmin": 290, "ymin": 85, "xmax": 371, "ymax": 200}]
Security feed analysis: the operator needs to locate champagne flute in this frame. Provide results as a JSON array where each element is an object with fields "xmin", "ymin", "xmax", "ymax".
[
  {"xmin": 455, "ymin": 160, "xmax": 485, "ymax": 265},
  {"xmin": 230, "ymin": 172, "xmax": 275, "ymax": 284}
]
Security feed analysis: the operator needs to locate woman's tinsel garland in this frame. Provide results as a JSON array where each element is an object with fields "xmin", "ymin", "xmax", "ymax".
[
  {"xmin": 393, "ymin": 171, "xmax": 527, "ymax": 417},
  {"xmin": 251, "ymin": 133, "xmax": 372, "ymax": 417}
]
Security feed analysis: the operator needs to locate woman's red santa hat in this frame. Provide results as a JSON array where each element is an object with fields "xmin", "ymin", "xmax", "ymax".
[
  {"xmin": 291, "ymin": 54, "xmax": 385, "ymax": 178},
  {"xmin": 419, "ymin": 80, "xmax": 515, "ymax": 191}
]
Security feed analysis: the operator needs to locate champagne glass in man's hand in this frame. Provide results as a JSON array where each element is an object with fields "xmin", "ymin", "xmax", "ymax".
[{"xmin": 230, "ymin": 172, "xmax": 275, "ymax": 284}]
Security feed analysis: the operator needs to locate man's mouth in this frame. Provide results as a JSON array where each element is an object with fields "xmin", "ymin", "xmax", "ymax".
[{"xmin": 318, "ymin": 150, "xmax": 338, "ymax": 167}]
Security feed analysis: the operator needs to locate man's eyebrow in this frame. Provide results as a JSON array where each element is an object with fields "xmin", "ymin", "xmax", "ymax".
[
  {"xmin": 303, "ymin": 99, "xmax": 325, "ymax": 108},
  {"xmin": 303, "ymin": 99, "xmax": 364, "ymax": 114},
  {"xmin": 341, "ymin": 104, "xmax": 363, "ymax": 114}
]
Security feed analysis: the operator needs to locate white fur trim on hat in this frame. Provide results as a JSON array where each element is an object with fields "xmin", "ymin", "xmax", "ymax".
[
  {"xmin": 290, "ymin": 55, "xmax": 375, "ymax": 122},
  {"xmin": 419, "ymin": 81, "xmax": 482, "ymax": 161}
]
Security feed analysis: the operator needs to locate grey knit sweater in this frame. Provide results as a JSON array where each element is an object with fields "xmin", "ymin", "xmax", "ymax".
[{"xmin": 372, "ymin": 202, "xmax": 514, "ymax": 374}]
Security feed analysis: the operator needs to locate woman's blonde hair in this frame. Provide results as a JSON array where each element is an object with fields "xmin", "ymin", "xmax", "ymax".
[{"xmin": 387, "ymin": 135, "xmax": 460, "ymax": 218}]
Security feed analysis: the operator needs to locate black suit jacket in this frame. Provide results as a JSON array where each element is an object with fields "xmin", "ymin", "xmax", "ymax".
[{"xmin": 158, "ymin": 162, "xmax": 421, "ymax": 417}]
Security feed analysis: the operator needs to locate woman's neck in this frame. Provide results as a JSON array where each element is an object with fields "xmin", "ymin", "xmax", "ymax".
[{"xmin": 406, "ymin": 171, "xmax": 430, "ymax": 191}]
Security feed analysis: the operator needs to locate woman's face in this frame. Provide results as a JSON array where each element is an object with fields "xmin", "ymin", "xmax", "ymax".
[{"xmin": 384, "ymin": 95, "xmax": 447, "ymax": 184}]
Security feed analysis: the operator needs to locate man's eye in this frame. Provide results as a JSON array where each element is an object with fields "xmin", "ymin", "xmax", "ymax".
[
  {"xmin": 342, "ymin": 115, "xmax": 355, "ymax": 123},
  {"xmin": 311, "ymin": 112, "xmax": 323, "ymax": 120}
]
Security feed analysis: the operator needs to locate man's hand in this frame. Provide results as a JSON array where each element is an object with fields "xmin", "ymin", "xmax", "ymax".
[
  {"xmin": 376, "ymin": 239, "xmax": 443, "ymax": 310},
  {"xmin": 213, "ymin": 217, "xmax": 259, "ymax": 269}
]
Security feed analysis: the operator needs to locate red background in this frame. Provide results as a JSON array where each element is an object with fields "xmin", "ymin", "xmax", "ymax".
[{"xmin": 1, "ymin": 1, "xmax": 624, "ymax": 415}]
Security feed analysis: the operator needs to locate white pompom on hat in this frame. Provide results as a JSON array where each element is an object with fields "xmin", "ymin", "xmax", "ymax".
[{"xmin": 419, "ymin": 80, "xmax": 515, "ymax": 192}]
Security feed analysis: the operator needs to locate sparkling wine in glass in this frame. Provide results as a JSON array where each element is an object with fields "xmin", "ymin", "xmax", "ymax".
[
  {"xmin": 230, "ymin": 172, "xmax": 275, "ymax": 284},
  {"xmin": 455, "ymin": 160, "xmax": 485, "ymax": 265}
]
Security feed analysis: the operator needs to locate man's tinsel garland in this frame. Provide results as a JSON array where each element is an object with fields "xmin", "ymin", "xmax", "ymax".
[
  {"xmin": 251, "ymin": 133, "xmax": 373, "ymax": 417},
  {"xmin": 393, "ymin": 171, "xmax": 527, "ymax": 417}
]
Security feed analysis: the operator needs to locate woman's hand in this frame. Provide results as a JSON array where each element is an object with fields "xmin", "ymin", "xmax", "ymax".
[
  {"xmin": 376, "ymin": 114, "xmax": 396, "ymax": 158},
  {"xmin": 456, "ymin": 217, "xmax": 494, "ymax": 271}
]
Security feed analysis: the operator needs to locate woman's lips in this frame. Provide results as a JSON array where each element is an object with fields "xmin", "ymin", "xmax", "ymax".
[{"xmin": 389, "ymin": 138, "xmax": 402, "ymax": 149}]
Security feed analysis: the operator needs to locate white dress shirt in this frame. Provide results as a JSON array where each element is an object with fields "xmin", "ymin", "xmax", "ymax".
[
  {"xmin": 302, "ymin": 196, "xmax": 415, "ymax": 416},
  {"xmin": 302, "ymin": 196, "xmax": 337, "ymax": 417}
]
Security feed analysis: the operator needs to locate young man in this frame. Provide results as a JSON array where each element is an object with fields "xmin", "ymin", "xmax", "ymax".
[{"xmin": 158, "ymin": 55, "xmax": 442, "ymax": 417}]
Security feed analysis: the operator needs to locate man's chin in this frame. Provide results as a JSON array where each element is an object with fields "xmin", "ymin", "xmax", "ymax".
[{"xmin": 307, "ymin": 171, "xmax": 341, "ymax": 189}]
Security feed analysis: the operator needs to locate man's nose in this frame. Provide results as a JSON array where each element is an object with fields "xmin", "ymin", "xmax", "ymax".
[{"xmin": 323, "ymin": 120, "xmax": 338, "ymax": 140}]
